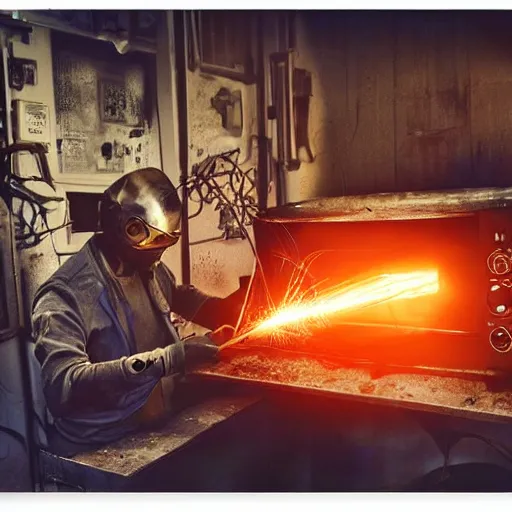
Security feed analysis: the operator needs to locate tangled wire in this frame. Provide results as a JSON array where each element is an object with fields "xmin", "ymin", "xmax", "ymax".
[
  {"xmin": 0, "ymin": 151, "xmax": 70, "ymax": 250},
  {"xmin": 1, "ymin": 147, "xmax": 257, "ymax": 249},
  {"xmin": 182, "ymin": 149, "xmax": 258, "ymax": 240}
]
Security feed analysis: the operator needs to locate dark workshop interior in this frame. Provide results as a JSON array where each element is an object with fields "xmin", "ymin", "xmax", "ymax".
[{"xmin": 3, "ymin": 9, "xmax": 512, "ymax": 493}]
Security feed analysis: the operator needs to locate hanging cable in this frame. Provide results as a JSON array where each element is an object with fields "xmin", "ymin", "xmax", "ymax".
[
  {"xmin": 180, "ymin": 148, "xmax": 275, "ymax": 311},
  {"xmin": 182, "ymin": 148, "xmax": 258, "ymax": 236}
]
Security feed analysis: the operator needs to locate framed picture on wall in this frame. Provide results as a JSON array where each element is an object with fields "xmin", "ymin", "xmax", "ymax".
[
  {"xmin": 99, "ymin": 79, "xmax": 128, "ymax": 124},
  {"xmin": 98, "ymin": 70, "xmax": 143, "ymax": 127}
]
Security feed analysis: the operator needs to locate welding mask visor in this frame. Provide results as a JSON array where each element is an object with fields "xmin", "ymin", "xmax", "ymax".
[{"xmin": 100, "ymin": 168, "xmax": 182, "ymax": 266}]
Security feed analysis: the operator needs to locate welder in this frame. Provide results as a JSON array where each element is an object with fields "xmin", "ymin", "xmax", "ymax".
[{"xmin": 31, "ymin": 168, "xmax": 243, "ymax": 457}]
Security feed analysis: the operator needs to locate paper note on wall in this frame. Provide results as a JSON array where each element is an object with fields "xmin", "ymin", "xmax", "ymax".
[
  {"xmin": 61, "ymin": 137, "xmax": 89, "ymax": 174},
  {"xmin": 14, "ymin": 100, "xmax": 51, "ymax": 144}
]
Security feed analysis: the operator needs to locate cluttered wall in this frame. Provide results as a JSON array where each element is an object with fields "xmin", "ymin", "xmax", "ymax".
[
  {"xmin": 287, "ymin": 11, "xmax": 512, "ymax": 202},
  {"xmin": 52, "ymin": 32, "xmax": 161, "ymax": 178},
  {"xmin": 51, "ymin": 30, "xmax": 161, "ymax": 261}
]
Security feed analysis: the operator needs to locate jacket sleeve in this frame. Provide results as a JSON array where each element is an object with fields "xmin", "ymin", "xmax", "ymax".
[
  {"xmin": 157, "ymin": 263, "xmax": 249, "ymax": 331},
  {"xmin": 31, "ymin": 283, "xmax": 182, "ymax": 418}
]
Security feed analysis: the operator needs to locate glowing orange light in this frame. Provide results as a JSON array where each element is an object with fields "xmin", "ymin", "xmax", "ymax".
[{"xmin": 220, "ymin": 270, "xmax": 439, "ymax": 350}]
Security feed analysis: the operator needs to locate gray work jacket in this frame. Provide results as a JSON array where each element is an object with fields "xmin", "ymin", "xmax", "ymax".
[{"xmin": 31, "ymin": 236, "xmax": 210, "ymax": 453}]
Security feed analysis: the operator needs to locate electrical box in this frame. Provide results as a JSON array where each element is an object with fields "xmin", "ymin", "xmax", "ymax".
[{"xmin": 13, "ymin": 99, "xmax": 51, "ymax": 145}]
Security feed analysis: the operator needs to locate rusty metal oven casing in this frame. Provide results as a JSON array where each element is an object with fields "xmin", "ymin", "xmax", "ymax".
[{"xmin": 234, "ymin": 186, "xmax": 512, "ymax": 377}]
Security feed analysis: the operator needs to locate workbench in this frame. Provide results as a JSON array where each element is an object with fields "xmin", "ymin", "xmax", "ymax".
[{"xmin": 38, "ymin": 390, "xmax": 275, "ymax": 492}]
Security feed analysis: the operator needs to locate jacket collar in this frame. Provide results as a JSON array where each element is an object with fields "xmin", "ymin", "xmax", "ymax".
[{"xmin": 85, "ymin": 236, "xmax": 133, "ymax": 349}]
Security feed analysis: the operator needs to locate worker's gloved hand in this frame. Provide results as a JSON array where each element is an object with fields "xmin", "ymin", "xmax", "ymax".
[
  {"xmin": 183, "ymin": 335, "xmax": 219, "ymax": 369},
  {"xmin": 207, "ymin": 324, "xmax": 236, "ymax": 346},
  {"xmin": 123, "ymin": 336, "xmax": 218, "ymax": 379},
  {"xmin": 124, "ymin": 343, "xmax": 185, "ymax": 379}
]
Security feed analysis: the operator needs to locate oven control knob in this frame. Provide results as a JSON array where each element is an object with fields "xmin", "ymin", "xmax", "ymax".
[
  {"xmin": 487, "ymin": 249, "xmax": 511, "ymax": 275},
  {"xmin": 487, "ymin": 282, "xmax": 512, "ymax": 316},
  {"xmin": 489, "ymin": 326, "xmax": 512, "ymax": 353}
]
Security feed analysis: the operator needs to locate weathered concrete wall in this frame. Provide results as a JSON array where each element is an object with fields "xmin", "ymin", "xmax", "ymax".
[
  {"xmin": 287, "ymin": 11, "xmax": 512, "ymax": 203},
  {"xmin": 186, "ymin": 69, "xmax": 257, "ymax": 298},
  {"xmin": 285, "ymin": 14, "xmax": 341, "ymax": 204}
]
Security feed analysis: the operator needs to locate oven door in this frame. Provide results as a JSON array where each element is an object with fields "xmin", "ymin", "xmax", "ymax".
[{"xmin": 237, "ymin": 211, "xmax": 511, "ymax": 374}]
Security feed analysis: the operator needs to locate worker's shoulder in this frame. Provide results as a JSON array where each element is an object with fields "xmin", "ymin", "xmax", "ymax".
[
  {"xmin": 52, "ymin": 245, "xmax": 92, "ymax": 282},
  {"xmin": 37, "ymin": 241, "xmax": 101, "ymax": 299}
]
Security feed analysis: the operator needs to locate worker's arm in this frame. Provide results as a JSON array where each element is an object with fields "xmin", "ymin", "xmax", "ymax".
[
  {"xmin": 157, "ymin": 263, "xmax": 248, "ymax": 331},
  {"xmin": 32, "ymin": 286, "xmax": 191, "ymax": 419}
]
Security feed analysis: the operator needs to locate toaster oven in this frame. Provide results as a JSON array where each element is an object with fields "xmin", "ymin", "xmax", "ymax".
[{"xmin": 235, "ymin": 187, "xmax": 512, "ymax": 376}]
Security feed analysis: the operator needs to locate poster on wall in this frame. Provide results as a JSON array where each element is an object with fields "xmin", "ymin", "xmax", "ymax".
[
  {"xmin": 14, "ymin": 100, "xmax": 51, "ymax": 144},
  {"xmin": 60, "ymin": 137, "xmax": 89, "ymax": 174}
]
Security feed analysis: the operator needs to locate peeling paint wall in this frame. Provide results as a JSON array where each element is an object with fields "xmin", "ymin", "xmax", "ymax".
[{"xmin": 186, "ymin": 69, "xmax": 257, "ymax": 298}]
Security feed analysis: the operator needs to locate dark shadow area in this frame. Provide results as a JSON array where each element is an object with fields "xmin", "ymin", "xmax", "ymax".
[{"xmin": 404, "ymin": 463, "xmax": 512, "ymax": 492}]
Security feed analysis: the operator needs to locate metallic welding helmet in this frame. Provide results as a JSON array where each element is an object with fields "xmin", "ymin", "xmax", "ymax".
[{"xmin": 99, "ymin": 168, "xmax": 182, "ymax": 267}]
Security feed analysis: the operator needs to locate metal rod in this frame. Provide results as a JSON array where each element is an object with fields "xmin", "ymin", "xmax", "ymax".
[
  {"xmin": 263, "ymin": 186, "xmax": 512, "ymax": 222},
  {"xmin": 173, "ymin": 11, "xmax": 191, "ymax": 285},
  {"xmin": 219, "ymin": 323, "xmax": 472, "ymax": 352},
  {"xmin": 219, "ymin": 331, "xmax": 252, "ymax": 352},
  {"xmin": 189, "ymin": 235, "xmax": 225, "ymax": 246}
]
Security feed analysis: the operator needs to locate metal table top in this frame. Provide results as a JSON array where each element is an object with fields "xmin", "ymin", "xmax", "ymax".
[
  {"xmin": 39, "ymin": 392, "xmax": 261, "ymax": 491},
  {"xmin": 195, "ymin": 348, "xmax": 512, "ymax": 425},
  {"xmin": 70, "ymin": 393, "xmax": 260, "ymax": 477}
]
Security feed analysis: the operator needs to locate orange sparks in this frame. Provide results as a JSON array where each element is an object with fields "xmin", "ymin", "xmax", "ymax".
[{"xmin": 220, "ymin": 270, "xmax": 439, "ymax": 350}]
